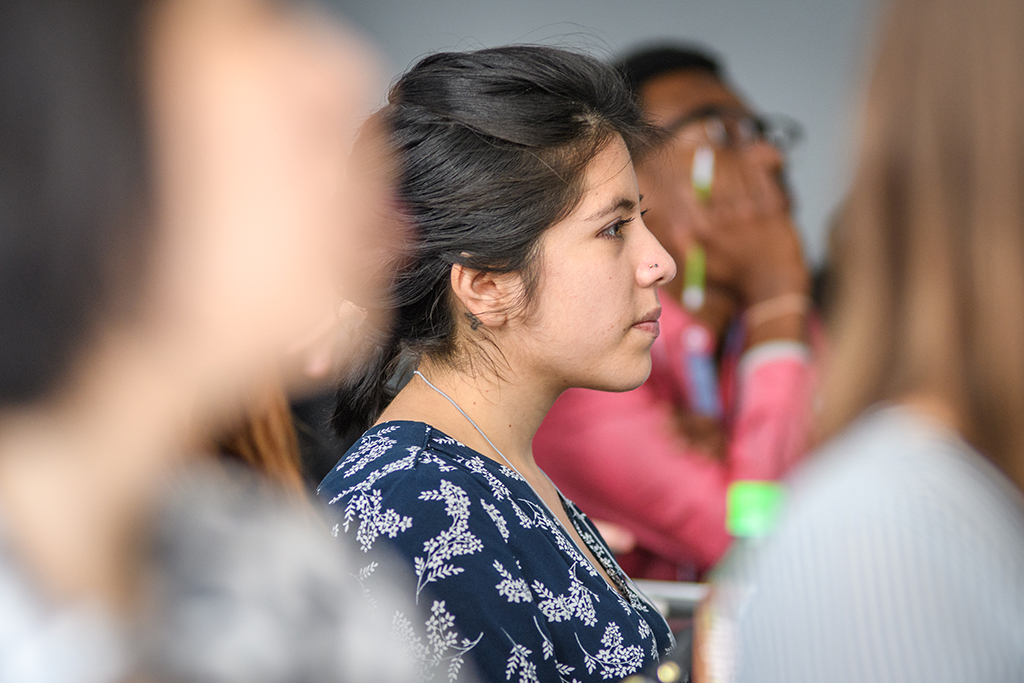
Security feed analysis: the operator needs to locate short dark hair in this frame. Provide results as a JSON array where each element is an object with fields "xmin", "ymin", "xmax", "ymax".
[
  {"xmin": 0, "ymin": 0, "xmax": 153, "ymax": 407},
  {"xmin": 616, "ymin": 44, "xmax": 724, "ymax": 94},
  {"xmin": 332, "ymin": 45, "xmax": 657, "ymax": 435}
]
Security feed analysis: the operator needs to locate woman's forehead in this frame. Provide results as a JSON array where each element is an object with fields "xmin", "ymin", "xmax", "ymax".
[{"xmin": 574, "ymin": 137, "xmax": 639, "ymax": 219}]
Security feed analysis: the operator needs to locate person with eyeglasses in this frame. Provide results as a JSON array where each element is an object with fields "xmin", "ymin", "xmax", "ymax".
[{"xmin": 534, "ymin": 45, "xmax": 816, "ymax": 582}]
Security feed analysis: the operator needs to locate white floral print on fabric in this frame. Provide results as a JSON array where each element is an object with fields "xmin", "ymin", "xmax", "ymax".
[
  {"xmin": 533, "ymin": 615, "xmax": 581, "ymax": 683},
  {"xmin": 353, "ymin": 560, "xmax": 379, "ymax": 607},
  {"xmin": 342, "ymin": 487, "xmax": 414, "ymax": 553},
  {"xmin": 480, "ymin": 500, "xmax": 510, "ymax": 540},
  {"xmin": 413, "ymin": 480, "xmax": 484, "ymax": 600},
  {"xmin": 562, "ymin": 498, "xmax": 654, "ymax": 614},
  {"xmin": 504, "ymin": 634, "xmax": 540, "ymax": 683},
  {"xmin": 531, "ymin": 563, "xmax": 600, "ymax": 627},
  {"xmin": 521, "ymin": 500, "xmax": 600, "ymax": 580},
  {"xmin": 494, "ymin": 560, "xmax": 532, "ymax": 604},
  {"xmin": 319, "ymin": 421, "xmax": 675, "ymax": 683},
  {"xmin": 339, "ymin": 425, "xmax": 400, "ymax": 477},
  {"xmin": 394, "ymin": 601, "xmax": 483, "ymax": 682},
  {"xmin": 577, "ymin": 623, "xmax": 646, "ymax": 680}
]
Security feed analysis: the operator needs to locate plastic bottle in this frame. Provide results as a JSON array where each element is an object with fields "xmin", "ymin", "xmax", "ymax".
[{"xmin": 692, "ymin": 481, "xmax": 784, "ymax": 683}]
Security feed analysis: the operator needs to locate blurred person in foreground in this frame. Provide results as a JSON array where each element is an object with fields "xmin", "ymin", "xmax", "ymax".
[
  {"xmin": 694, "ymin": 0, "xmax": 1024, "ymax": 680},
  {"xmin": 0, "ymin": 1, "xmax": 415, "ymax": 681},
  {"xmin": 534, "ymin": 46, "xmax": 815, "ymax": 580}
]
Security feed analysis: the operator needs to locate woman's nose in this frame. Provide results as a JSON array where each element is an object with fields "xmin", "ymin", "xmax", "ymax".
[{"xmin": 638, "ymin": 227, "xmax": 677, "ymax": 287}]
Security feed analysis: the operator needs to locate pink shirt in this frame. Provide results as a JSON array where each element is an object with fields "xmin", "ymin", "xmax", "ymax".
[{"xmin": 533, "ymin": 296, "xmax": 814, "ymax": 578}]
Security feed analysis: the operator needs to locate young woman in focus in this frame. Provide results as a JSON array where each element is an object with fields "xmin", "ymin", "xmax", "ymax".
[{"xmin": 319, "ymin": 47, "xmax": 678, "ymax": 683}]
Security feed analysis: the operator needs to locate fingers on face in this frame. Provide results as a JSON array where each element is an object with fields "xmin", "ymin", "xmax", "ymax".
[{"xmin": 704, "ymin": 145, "xmax": 789, "ymax": 229}]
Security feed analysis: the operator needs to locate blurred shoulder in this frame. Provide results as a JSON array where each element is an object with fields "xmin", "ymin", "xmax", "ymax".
[
  {"xmin": 726, "ymin": 406, "xmax": 1024, "ymax": 683},
  {"xmin": 149, "ymin": 460, "xmax": 419, "ymax": 682},
  {"xmin": 783, "ymin": 404, "xmax": 1024, "ymax": 540}
]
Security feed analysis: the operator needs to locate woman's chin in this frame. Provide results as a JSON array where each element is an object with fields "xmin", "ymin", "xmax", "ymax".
[{"xmin": 585, "ymin": 361, "xmax": 652, "ymax": 393}]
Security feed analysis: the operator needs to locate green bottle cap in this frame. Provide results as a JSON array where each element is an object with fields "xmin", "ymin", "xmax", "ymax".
[{"xmin": 726, "ymin": 481, "xmax": 784, "ymax": 538}]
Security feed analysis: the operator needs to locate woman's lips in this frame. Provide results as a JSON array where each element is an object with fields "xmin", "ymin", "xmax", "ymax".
[
  {"xmin": 632, "ymin": 320, "xmax": 660, "ymax": 336},
  {"xmin": 632, "ymin": 307, "xmax": 662, "ymax": 336}
]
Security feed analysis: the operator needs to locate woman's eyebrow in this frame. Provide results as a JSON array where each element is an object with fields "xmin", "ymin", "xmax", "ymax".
[{"xmin": 586, "ymin": 196, "xmax": 638, "ymax": 221}]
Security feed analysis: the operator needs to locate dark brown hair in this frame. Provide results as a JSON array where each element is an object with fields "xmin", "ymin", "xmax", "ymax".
[{"xmin": 0, "ymin": 0, "xmax": 152, "ymax": 406}]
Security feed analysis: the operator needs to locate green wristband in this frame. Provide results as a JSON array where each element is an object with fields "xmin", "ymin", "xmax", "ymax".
[{"xmin": 726, "ymin": 480, "xmax": 785, "ymax": 538}]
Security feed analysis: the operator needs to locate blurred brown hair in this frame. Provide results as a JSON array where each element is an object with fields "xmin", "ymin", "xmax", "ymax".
[
  {"xmin": 212, "ymin": 378, "xmax": 305, "ymax": 497},
  {"xmin": 823, "ymin": 0, "xmax": 1024, "ymax": 490}
]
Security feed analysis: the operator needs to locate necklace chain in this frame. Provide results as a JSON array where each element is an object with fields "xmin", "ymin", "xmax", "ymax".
[
  {"xmin": 412, "ymin": 370, "xmax": 520, "ymax": 475},
  {"xmin": 412, "ymin": 370, "xmax": 634, "ymax": 600},
  {"xmin": 412, "ymin": 370, "xmax": 573, "ymax": 531}
]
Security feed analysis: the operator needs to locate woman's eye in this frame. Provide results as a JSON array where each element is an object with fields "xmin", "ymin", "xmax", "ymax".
[{"xmin": 600, "ymin": 216, "xmax": 632, "ymax": 239}]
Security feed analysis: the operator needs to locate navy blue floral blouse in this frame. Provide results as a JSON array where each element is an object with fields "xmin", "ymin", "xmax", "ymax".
[{"xmin": 318, "ymin": 421, "xmax": 675, "ymax": 683}]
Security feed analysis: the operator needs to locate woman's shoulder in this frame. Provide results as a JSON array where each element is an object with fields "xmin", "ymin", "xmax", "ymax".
[
  {"xmin": 728, "ymin": 411, "xmax": 1024, "ymax": 680},
  {"xmin": 788, "ymin": 405, "xmax": 1024, "ymax": 534},
  {"xmin": 317, "ymin": 420, "xmax": 525, "ymax": 506},
  {"xmin": 0, "ymin": 462, "xmax": 419, "ymax": 683},
  {"xmin": 148, "ymin": 462, "xmax": 419, "ymax": 681},
  {"xmin": 749, "ymin": 404, "xmax": 1024, "ymax": 604}
]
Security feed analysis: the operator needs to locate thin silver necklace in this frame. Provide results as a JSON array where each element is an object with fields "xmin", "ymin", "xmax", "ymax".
[
  {"xmin": 412, "ymin": 370, "xmax": 526, "ymax": 477},
  {"xmin": 412, "ymin": 370, "xmax": 630, "ymax": 596}
]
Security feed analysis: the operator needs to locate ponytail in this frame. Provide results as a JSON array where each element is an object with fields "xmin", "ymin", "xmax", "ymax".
[{"xmin": 331, "ymin": 316, "xmax": 405, "ymax": 436}]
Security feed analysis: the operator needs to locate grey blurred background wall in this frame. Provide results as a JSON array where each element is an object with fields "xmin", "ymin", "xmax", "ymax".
[{"xmin": 336, "ymin": 0, "xmax": 876, "ymax": 266}]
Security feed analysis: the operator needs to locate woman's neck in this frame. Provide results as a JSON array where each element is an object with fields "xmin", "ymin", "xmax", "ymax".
[{"xmin": 378, "ymin": 357, "xmax": 559, "ymax": 472}]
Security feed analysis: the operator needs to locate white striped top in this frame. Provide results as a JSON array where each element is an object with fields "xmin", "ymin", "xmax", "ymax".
[{"xmin": 712, "ymin": 405, "xmax": 1024, "ymax": 683}]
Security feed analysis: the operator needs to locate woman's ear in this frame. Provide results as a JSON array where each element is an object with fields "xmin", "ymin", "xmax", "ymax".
[{"xmin": 449, "ymin": 263, "xmax": 521, "ymax": 329}]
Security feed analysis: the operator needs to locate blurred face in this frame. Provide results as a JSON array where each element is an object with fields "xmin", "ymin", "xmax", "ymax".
[
  {"xmin": 510, "ymin": 136, "xmax": 676, "ymax": 393},
  {"xmin": 635, "ymin": 70, "xmax": 786, "ymax": 294},
  {"xmin": 145, "ymin": 0, "xmax": 391, "ymax": 400}
]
